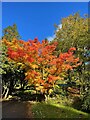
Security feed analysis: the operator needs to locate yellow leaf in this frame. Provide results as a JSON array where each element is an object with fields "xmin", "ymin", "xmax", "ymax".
[
  {"xmin": 17, "ymin": 63, "xmax": 23, "ymax": 65},
  {"xmin": 31, "ymin": 64, "xmax": 38, "ymax": 69},
  {"xmin": 36, "ymin": 84, "xmax": 40, "ymax": 86},
  {"xmin": 48, "ymin": 89, "xmax": 53, "ymax": 94}
]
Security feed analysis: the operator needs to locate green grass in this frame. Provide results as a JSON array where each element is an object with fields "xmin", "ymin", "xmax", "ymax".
[{"xmin": 32, "ymin": 102, "xmax": 90, "ymax": 119}]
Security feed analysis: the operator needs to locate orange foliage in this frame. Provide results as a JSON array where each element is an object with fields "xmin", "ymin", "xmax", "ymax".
[{"xmin": 3, "ymin": 38, "xmax": 81, "ymax": 94}]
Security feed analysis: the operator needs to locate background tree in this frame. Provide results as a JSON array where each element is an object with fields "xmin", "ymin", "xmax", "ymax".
[
  {"xmin": 1, "ymin": 24, "xmax": 26, "ymax": 99},
  {"xmin": 52, "ymin": 13, "xmax": 90, "ymax": 111},
  {"xmin": 2, "ymin": 24, "xmax": 21, "ymax": 41}
]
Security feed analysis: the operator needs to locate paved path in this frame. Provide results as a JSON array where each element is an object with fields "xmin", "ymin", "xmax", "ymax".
[{"xmin": 2, "ymin": 100, "xmax": 33, "ymax": 119}]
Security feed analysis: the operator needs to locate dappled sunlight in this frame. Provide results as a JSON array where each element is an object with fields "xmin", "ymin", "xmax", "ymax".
[{"xmin": 32, "ymin": 102, "xmax": 90, "ymax": 119}]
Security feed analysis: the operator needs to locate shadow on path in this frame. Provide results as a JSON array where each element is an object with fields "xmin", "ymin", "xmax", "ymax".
[{"xmin": 2, "ymin": 100, "xmax": 33, "ymax": 119}]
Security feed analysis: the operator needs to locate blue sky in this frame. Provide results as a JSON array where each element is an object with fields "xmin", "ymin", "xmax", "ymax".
[{"xmin": 2, "ymin": 2, "xmax": 88, "ymax": 42}]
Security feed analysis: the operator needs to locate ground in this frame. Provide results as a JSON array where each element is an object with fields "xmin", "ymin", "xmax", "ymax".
[{"xmin": 1, "ymin": 99, "xmax": 90, "ymax": 119}]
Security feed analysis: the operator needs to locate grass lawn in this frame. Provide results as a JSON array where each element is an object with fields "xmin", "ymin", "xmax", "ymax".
[{"xmin": 32, "ymin": 102, "xmax": 90, "ymax": 119}]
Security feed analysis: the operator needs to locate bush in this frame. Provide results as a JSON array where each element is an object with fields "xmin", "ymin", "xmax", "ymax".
[{"xmin": 81, "ymin": 89, "xmax": 90, "ymax": 113}]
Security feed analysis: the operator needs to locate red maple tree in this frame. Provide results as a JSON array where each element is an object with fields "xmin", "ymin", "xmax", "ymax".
[{"xmin": 3, "ymin": 38, "xmax": 81, "ymax": 95}]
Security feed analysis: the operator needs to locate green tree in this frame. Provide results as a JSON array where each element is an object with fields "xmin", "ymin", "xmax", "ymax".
[
  {"xmin": 1, "ymin": 24, "xmax": 26, "ymax": 99},
  {"xmin": 2, "ymin": 24, "xmax": 21, "ymax": 41},
  {"xmin": 52, "ymin": 13, "xmax": 90, "ymax": 111}
]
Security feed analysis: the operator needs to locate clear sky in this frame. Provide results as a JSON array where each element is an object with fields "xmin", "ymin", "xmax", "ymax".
[{"xmin": 2, "ymin": 2, "xmax": 88, "ymax": 42}]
